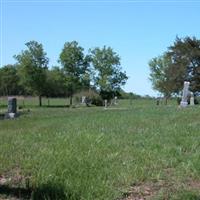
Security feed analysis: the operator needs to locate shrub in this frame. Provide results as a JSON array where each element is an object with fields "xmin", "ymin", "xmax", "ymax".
[
  {"xmin": 74, "ymin": 90, "xmax": 103, "ymax": 106},
  {"xmin": 177, "ymin": 97, "xmax": 181, "ymax": 105}
]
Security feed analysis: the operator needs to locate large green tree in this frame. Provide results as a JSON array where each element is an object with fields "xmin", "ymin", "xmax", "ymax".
[
  {"xmin": 167, "ymin": 36, "xmax": 200, "ymax": 94},
  {"xmin": 149, "ymin": 36, "xmax": 200, "ymax": 98},
  {"xmin": 59, "ymin": 41, "xmax": 90, "ymax": 105},
  {"xmin": 0, "ymin": 64, "xmax": 21, "ymax": 96},
  {"xmin": 149, "ymin": 54, "xmax": 175, "ymax": 97},
  {"xmin": 14, "ymin": 41, "xmax": 49, "ymax": 106},
  {"xmin": 45, "ymin": 67, "xmax": 67, "ymax": 97},
  {"xmin": 90, "ymin": 46, "xmax": 128, "ymax": 100}
]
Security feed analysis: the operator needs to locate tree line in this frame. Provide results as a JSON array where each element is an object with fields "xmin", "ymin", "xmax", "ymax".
[
  {"xmin": 0, "ymin": 41, "xmax": 128, "ymax": 106},
  {"xmin": 149, "ymin": 36, "xmax": 200, "ymax": 101}
]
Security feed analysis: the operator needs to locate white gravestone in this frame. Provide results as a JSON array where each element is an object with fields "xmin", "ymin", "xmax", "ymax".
[
  {"xmin": 81, "ymin": 96, "xmax": 86, "ymax": 104},
  {"xmin": 180, "ymin": 81, "xmax": 190, "ymax": 108},
  {"xmin": 190, "ymin": 92, "xmax": 194, "ymax": 106},
  {"xmin": 114, "ymin": 96, "xmax": 118, "ymax": 105},
  {"xmin": 104, "ymin": 99, "xmax": 108, "ymax": 109}
]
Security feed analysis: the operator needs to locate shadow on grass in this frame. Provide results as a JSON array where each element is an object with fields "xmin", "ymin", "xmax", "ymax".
[
  {"xmin": 43, "ymin": 105, "xmax": 70, "ymax": 108},
  {"xmin": 0, "ymin": 185, "xmax": 31, "ymax": 199},
  {"xmin": 0, "ymin": 114, "xmax": 4, "ymax": 120},
  {"xmin": 0, "ymin": 111, "xmax": 28, "ymax": 120},
  {"xmin": 0, "ymin": 183, "xmax": 80, "ymax": 200}
]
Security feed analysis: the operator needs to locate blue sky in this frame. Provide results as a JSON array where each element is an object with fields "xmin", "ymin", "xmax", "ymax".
[{"xmin": 1, "ymin": 0, "xmax": 200, "ymax": 96}]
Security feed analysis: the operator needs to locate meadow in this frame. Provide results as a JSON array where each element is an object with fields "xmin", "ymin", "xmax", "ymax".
[{"xmin": 0, "ymin": 99, "xmax": 200, "ymax": 200}]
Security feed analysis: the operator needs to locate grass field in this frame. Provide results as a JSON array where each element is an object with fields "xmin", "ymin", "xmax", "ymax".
[
  {"xmin": 0, "ymin": 97, "xmax": 71, "ymax": 108},
  {"xmin": 0, "ymin": 99, "xmax": 200, "ymax": 200}
]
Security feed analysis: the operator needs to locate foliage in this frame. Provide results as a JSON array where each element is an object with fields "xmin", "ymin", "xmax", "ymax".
[
  {"xmin": 0, "ymin": 40, "xmax": 128, "ymax": 107},
  {"xmin": 90, "ymin": 46, "xmax": 128, "ymax": 100},
  {"xmin": 119, "ymin": 90, "xmax": 141, "ymax": 99},
  {"xmin": 74, "ymin": 90, "xmax": 103, "ymax": 106},
  {"xmin": 0, "ymin": 65, "xmax": 22, "ymax": 96},
  {"xmin": 167, "ymin": 36, "xmax": 200, "ymax": 94},
  {"xmin": 149, "ymin": 53, "xmax": 175, "ymax": 97},
  {"xmin": 149, "ymin": 36, "xmax": 200, "ymax": 97},
  {"xmin": 14, "ymin": 41, "xmax": 49, "ymax": 106},
  {"xmin": 45, "ymin": 67, "xmax": 67, "ymax": 97},
  {"xmin": 59, "ymin": 41, "xmax": 90, "ymax": 105}
]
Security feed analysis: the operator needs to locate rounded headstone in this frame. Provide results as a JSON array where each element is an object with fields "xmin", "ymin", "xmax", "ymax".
[{"xmin": 8, "ymin": 97, "xmax": 17, "ymax": 113}]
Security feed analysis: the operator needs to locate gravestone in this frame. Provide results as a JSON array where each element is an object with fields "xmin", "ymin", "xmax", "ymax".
[
  {"xmin": 114, "ymin": 96, "xmax": 118, "ymax": 105},
  {"xmin": 190, "ymin": 92, "xmax": 194, "ymax": 106},
  {"xmin": 180, "ymin": 81, "xmax": 190, "ymax": 108},
  {"xmin": 81, "ymin": 96, "xmax": 86, "ymax": 104},
  {"xmin": 104, "ymin": 99, "xmax": 108, "ymax": 109},
  {"xmin": 5, "ymin": 97, "xmax": 17, "ymax": 119},
  {"xmin": 8, "ymin": 97, "xmax": 17, "ymax": 113}
]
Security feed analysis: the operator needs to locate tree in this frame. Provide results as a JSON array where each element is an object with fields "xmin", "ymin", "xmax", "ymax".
[
  {"xmin": 45, "ymin": 67, "xmax": 67, "ymax": 97},
  {"xmin": 0, "ymin": 64, "xmax": 21, "ymax": 96},
  {"xmin": 14, "ymin": 41, "xmax": 49, "ymax": 106},
  {"xmin": 149, "ymin": 36, "xmax": 200, "ymax": 100},
  {"xmin": 90, "ymin": 46, "xmax": 128, "ymax": 100},
  {"xmin": 167, "ymin": 36, "xmax": 200, "ymax": 94},
  {"xmin": 59, "ymin": 41, "xmax": 90, "ymax": 105},
  {"xmin": 149, "ymin": 54, "xmax": 174, "ymax": 99}
]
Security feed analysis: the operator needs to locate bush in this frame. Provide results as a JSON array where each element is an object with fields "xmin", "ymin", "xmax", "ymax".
[
  {"xmin": 74, "ymin": 90, "xmax": 103, "ymax": 106},
  {"xmin": 177, "ymin": 97, "xmax": 181, "ymax": 105},
  {"xmin": 194, "ymin": 97, "xmax": 199, "ymax": 104}
]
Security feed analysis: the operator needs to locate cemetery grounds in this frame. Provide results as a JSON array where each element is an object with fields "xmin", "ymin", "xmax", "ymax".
[{"xmin": 0, "ymin": 98, "xmax": 200, "ymax": 200}]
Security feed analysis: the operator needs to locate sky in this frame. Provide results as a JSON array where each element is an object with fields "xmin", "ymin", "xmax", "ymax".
[{"xmin": 1, "ymin": 0, "xmax": 200, "ymax": 96}]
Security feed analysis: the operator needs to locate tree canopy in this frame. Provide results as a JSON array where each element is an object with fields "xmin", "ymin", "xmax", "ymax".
[
  {"xmin": 59, "ymin": 41, "xmax": 90, "ymax": 105},
  {"xmin": 90, "ymin": 46, "xmax": 128, "ymax": 100},
  {"xmin": 0, "ymin": 64, "xmax": 21, "ymax": 96},
  {"xmin": 14, "ymin": 40, "xmax": 49, "ymax": 106},
  {"xmin": 0, "ymin": 40, "xmax": 128, "ymax": 106},
  {"xmin": 149, "ymin": 36, "xmax": 200, "ymax": 97}
]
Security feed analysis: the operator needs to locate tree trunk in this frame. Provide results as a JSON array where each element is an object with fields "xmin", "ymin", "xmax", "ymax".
[{"xmin": 39, "ymin": 95, "xmax": 42, "ymax": 107}]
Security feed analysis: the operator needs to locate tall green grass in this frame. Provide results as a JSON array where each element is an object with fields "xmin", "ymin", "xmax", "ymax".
[{"xmin": 0, "ymin": 100, "xmax": 200, "ymax": 199}]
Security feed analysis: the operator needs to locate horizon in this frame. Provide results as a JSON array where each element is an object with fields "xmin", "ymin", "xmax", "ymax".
[{"xmin": 1, "ymin": 0, "xmax": 200, "ymax": 96}]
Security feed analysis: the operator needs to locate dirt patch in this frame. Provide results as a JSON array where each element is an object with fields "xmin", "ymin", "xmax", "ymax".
[
  {"xmin": 120, "ymin": 181, "xmax": 166, "ymax": 200},
  {"xmin": 121, "ymin": 177, "xmax": 200, "ymax": 200},
  {"xmin": 0, "ymin": 167, "xmax": 29, "ymax": 187},
  {"xmin": 188, "ymin": 179, "xmax": 200, "ymax": 190},
  {"xmin": 0, "ymin": 167, "xmax": 31, "ymax": 200}
]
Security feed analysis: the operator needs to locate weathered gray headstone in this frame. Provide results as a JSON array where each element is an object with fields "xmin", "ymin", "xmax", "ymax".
[
  {"xmin": 114, "ymin": 96, "xmax": 118, "ymax": 105},
  {"xmin": 104, "ymin": 99, "xmax": 108, "ymax": 109},
  {"xmin": 81, "ymin": 96, "xmax": 86, "ymax": 104},
  {"xmin": 8, "ymin": 97, "xmax": 17, "ymax": 113},
  {"xmin": 5, "ymin": 97, "xmax": 17, "ymax": 119},
  {"xmin": 190, "ymin": 92, "xmax": 194, "ymax": 106},
  {"xmin": 180, "ymin": 81, "xmax": 190, "ymax": 108}
]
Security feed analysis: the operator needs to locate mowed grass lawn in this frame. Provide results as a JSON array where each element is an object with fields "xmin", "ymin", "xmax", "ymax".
[{"xmin": 0, "ymin": 100, "xmax": 200, "ymax": 199}]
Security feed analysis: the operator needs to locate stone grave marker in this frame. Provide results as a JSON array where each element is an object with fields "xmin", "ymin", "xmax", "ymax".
[
  {"xmin": 104, "ymin": 99, "xmax": 108, "ymax": 109},
  {"xmin": 180, "ymin": 81, "xmax": 190, "ymax": 108},
  {"xmin": 5, "ymin": 97, "xmax": 17, "ymax": 119},
  {"xmin": 114, "ymin": 96, "xmax": 118, "ymax": 105},
  {"xmin": 190, "ymin": 92, "xmax": 194, "ymax": 106},
  {"xmin": 81, "ymin": 96, "xmax": 86, "ymax": 104}
]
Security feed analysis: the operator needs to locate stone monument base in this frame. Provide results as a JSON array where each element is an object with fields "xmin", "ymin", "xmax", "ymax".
[
  {"xmin": 180, "ymin": 101, "xmax": 188, "ymax": 108},
  {"xmin": 4, "ymin": 112, "xmax": 18, "ymax": 119}
]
